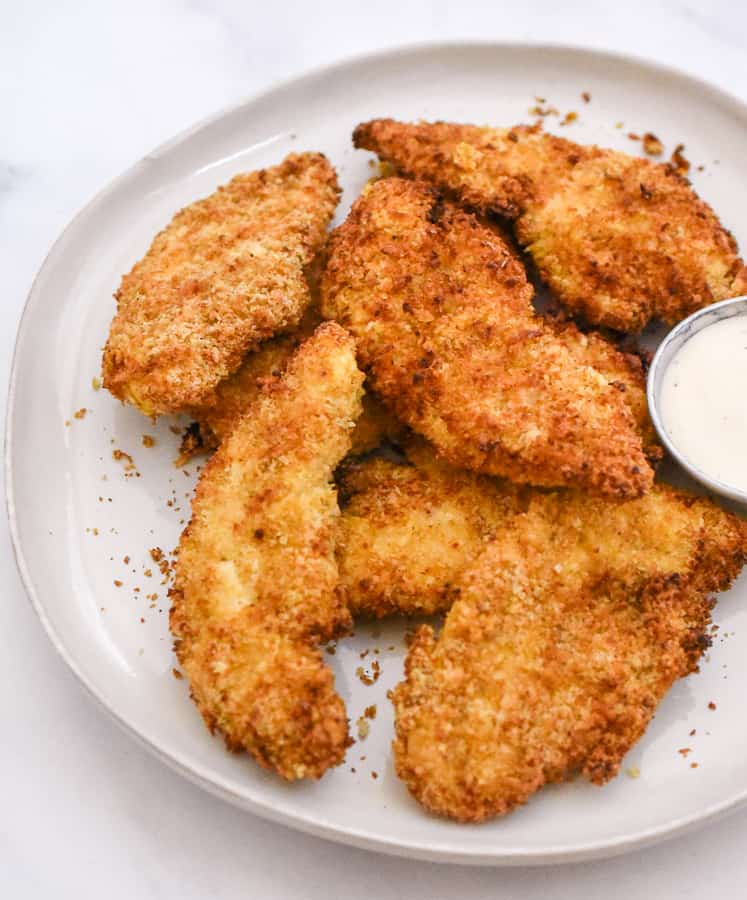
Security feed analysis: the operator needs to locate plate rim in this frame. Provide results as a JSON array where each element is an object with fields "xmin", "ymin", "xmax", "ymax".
[{"xmin": 8, "ymin": 39, "xmax": 747, "ymax": 865}]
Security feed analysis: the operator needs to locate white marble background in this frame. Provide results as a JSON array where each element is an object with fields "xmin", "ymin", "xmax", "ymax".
[{"xmin": 4, "ymin": 1, "xmax": 747, "ymax": 897}]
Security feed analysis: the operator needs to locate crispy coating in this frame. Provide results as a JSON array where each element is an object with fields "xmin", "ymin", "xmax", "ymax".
[
  {"xmin": 392, "ymin": 487, "xmax": 747, "ymax": 822},
  {"xmin": 182, "ymin": 294, "xmax": 403, "ymax": 461},
  {"xmin": 321, "ymin": 177, "xmax": 652, "ymax": 497},
  {"xmin": 354, "ymin": 119, "xmax": 747, "ymax": 332},
  {"xmin": 550, "ymin": 322, "xmax": 660, "ymax": 457},
  {"xmin": 338, "ymin": 445, "xmax": 524, "ymax": 618},
  {"xmin": 184, "ymin": 306, "xmax": 323, "ymax": 453},
  {"xmin": 169, "ymin": 323, "xmax": 364, "ymax": 780},
  {"xmin": 182, "ymin": 335, "xmax": 401, "ymax": 461},
  {"xmin": 103, "ymin": 153, "xmax": 340, "ymax": 415}
]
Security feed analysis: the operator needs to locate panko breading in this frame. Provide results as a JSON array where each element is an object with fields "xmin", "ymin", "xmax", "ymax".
[
  {"xmin": 182, "ymin": 306, "xmax": 323, "ymax": 457},
  {"xmin": 338, "ymin": 444, "xmax": 524, "ymax": 618},
  {"xmin": 181, "ymin": 326, "xmax": 401, "ymax": 461},
  {"xmin": 354, "ymin": 119, "xmax": 747, "ymax": 332},
  {"xmin": 169, "ymin": 323, "xmax": 364, "ymax": 780},
  {"xmin": 321, "ymin": 177, "xmax": 653, "ymax": 497},
  {"xmin": 103, "ymin": 152, "xmax": 340, "ymax": 415},
  {"xmin": 392, "ymin": 488, "xmax": 747, "ymax": 822},
  {"xmin": 550, "ymin": 322, "xmax": 660, "ymax": 457}
]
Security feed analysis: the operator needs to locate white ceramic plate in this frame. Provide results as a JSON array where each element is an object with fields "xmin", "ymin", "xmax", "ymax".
[{"xmin": 8, "ymin": 43, "xmax": 747, "ymax": 866}]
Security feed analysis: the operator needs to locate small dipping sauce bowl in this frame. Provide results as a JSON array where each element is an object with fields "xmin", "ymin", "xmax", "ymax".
[{"xmin": 648, "ymin": 295, "xmax": 747, "ymax": 505}]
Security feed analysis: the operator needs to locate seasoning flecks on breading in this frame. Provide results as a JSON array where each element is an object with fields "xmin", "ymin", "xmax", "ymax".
[
  {"xmin": 169, "ymin": 323, "xmax": 364, "ymax": 780},
  {"xmin": 321, "ymin": 177, "xmax": 653, "ymax": 497},
  {"xmin": 354, "ymin": 119, "xmax": 747, "ymax": 332},
  {"xmin": 103, "ymin": 152, "xmax": 340, "ymax": 416}
]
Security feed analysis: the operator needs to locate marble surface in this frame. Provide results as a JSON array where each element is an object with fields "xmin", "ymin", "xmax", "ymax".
[{"xmin": 4, "ymin": 1, "xmax": 747, "ymax": 896}]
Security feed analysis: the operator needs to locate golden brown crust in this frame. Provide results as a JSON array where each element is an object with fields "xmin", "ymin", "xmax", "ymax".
[
  {"xmin": 549, "ymin": 322, "xmax": 661, "ymax": 458},
  {"xmin": 170, "ymin": 323, "xmax": 364, "ymax": 780},
  {"xmin": 103, "ymin": 153, "xmax": 340, "ymax": 415},
  {"xmin": 354, "ymin": 119, "xmax": 747, "ymax": 332},
  {"xmin": 338, "ymin": 444, "xmax": 524, "ymax": 618},
  {"xmin": 391, "ymin": 487, "xmax": 747, "ymax": 822},
  {"xmin": 186, "ymin": 306, "xmax": 323, "ymax": 451},
  {"xmin": 321, "ymin": 177, "xmax": 652, "ymax": 498},
  {"xmin": 181, "ymin": 306, "xmax": 403, "ymax": 461}
]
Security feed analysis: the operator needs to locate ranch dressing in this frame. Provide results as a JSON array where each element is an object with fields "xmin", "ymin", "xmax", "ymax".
[{"xmin": 660, "ymin": 315, "xmax": 747, "ymax": 490}]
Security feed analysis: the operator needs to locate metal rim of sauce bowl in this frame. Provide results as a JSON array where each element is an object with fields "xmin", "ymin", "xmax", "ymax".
[{"xmin": 647, "ymin": 294, "xmax": 747, "ymax": 505}]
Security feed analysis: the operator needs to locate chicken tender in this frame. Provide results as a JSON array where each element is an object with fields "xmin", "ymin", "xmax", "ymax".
[
  {"xmin": 103, "ymin": 152, "xmax": 340, "ymax": 415},
  {"xmin": 354, "ymin": 119, "xmax": 747, "ymax": 332},
  {"xmin": 337, "ymin": 440, "xmax": 733, "ymax": 618},
  {"xmin": 321, "ymin": 177, "xmax": 652, "ymax": 497},
  {"xmin": 338, "ymin": 447, "xmax": 523, "ymax": 618},
  {"xmin": 169, "ymin": 323, "xmax": 364, "ymax": 780},
  {"xmin": 392, "ymin": 488, "xmax": 747, "ymax": 821}
]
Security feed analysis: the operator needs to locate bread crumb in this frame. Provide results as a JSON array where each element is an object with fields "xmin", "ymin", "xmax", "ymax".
[
  {"xmin": 92, "ymin": 377, "xmax": 101, "ymax": 391},
  {"xmin": 356, "ymin": 716, "xmax": 370, "ymax": 740},
  {"xmin": 355, "ymin": 659, "xmax": 381, "ymax": 685},
  {"xmin": 678, "ymin": 747, "xmax": 691, "ymax": 757},
  {"xmin": 670, "ymin": 143, "xmax": 691, "ymax": 175},
  {"xmin": 113, "ymin": 580, "xmax": 123, "ymax": 587},
  {"xmin": 113, "ymin": 449, "xmax": 137, "ymax": 472},
  {"xmin": 73, "ymin": 408, "xmax": 87, "ymax": 420},
  {"xmin": 142, "ymin": 435, "xmax": 156, "ymax": 448},
  {"xmin": 626, "ymin": 766, "xmax": 641, "ymax": 778},
  {"xmin": 559, "ymin": 111, "xmax": 578, "ymax": 126},
  {"xmin": 708, "ymin": 701, "xmax": 717, "ymax": 710},
  {"xmin": 581, "ymin": 91, "xmax": 591, "ymax": 103},
  {"xmin": 172, "ymin": 668, "xmax": 183, "ymax": 680},
  {"xmin": 642, "ymin": 132, "xmax": 663, "ymax": 156},
  {"xmin": 528, "ymin": 103, "xmax": 558, "ymax": 118}
]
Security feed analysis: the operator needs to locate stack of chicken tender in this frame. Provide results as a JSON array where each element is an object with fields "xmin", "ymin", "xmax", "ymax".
[{"xmin": 102, "ymin": 124, "xmax": 747, "ymax": 822}]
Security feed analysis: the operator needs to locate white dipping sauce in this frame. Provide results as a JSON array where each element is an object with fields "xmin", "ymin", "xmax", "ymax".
[{"xmin": 660, "ymin": 315, "xmax": 747, "ymax": 490}]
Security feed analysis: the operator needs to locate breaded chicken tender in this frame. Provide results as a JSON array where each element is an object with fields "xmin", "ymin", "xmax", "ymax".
[
  {"xmin": 392, "ymin": 488, "xmax": 747, "ymax": 821},
  {"xmin": 338, "ymin": 443, "xmax": 524, "ymax": 618},
  {"xmin": 103, "ymin": 152, "xmax": 340, "ymax": 415},
  {"xmin": 354, "ymin": 119, "xmax": 747, "ymax": 332},
  {"xmin": 169, "ymin": 323, "xmax": 364, "ymax": 780},
  {"xmin": 321, "ymin": 177, "xmax": 652, "ymax": 497}
]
